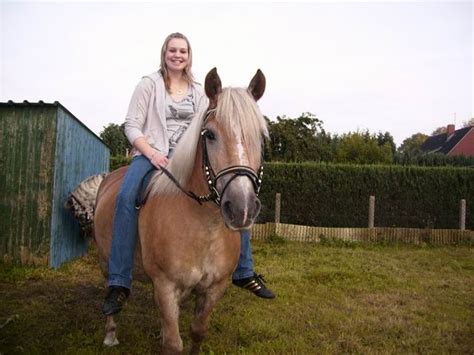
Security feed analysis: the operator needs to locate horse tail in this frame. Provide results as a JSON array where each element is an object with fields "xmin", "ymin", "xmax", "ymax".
[{"xmin": 65, "ymin": 173, "xmax": 107, "ymax": 238}]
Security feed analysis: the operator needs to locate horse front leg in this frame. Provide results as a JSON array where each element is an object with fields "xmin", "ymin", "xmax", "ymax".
[
  {"xmin": 103, "ymin": 315, "xmax": 119, "ymax": 346},
  {"xmin": 190, "ymin": 279, "xmax": 228, "ymax": 355},
  {"xmin": 153, "ymin": 281, "xmax": 183, "ymax": 354}
]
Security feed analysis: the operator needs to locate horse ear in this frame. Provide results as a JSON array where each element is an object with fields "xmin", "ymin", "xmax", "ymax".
[
  {"xmin": 205, "ymin": 67, "xmax": 222, "ymax": 109},
  {"xmin": 248, "ymin": 69, "xmax": 266, "ymax": 101}
]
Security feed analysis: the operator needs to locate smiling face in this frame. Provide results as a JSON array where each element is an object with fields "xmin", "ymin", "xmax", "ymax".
[{"xmin": 164, "ymin": 38, "xmax": 189, "ymax": 73}]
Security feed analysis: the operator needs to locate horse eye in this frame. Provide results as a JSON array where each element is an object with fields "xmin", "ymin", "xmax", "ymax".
[{"xmin": 205, "ymin": 130, "xmax": 216, "ymax": 141}]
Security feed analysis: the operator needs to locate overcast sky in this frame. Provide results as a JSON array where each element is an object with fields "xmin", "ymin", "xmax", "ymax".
[{"xmin": 1, "ymin": 1, "xmax": 472, "ymax": 146}]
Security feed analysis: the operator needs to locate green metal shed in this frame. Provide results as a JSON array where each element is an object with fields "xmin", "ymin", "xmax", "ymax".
[{"xmin": 0, "ymin": 101, "xmax": 109, "ymax": 268}]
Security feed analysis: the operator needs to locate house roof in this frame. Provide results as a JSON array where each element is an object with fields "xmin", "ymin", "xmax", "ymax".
[{"xmin": 421, "ymin": 126, "xmax": 473, "ymax": 154}]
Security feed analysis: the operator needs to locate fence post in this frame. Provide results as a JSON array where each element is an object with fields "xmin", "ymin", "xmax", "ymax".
[
  {"xmin": 368, "ymin": 195, "xmax": 375, "ymax": 228},
  {"xmin": 275, "ymin": 193, "xmax": 281, "ymax": 223},
  {"xmin": 459, "ymin": 199, "xmax": 466, "ymax": 231}
]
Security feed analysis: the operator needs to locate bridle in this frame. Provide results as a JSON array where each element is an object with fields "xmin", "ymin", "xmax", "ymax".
[
  {"xmin": 159, "ymin": 108, "xmax": 264, "ymax": 206},
  {"xmin": 200, "ymin": 109, "xmax": 264, "ymax": 206}
]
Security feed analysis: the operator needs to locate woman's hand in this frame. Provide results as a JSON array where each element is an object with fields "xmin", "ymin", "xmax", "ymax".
[
  {"xmin": 131, "ymin": 137, "xmax": 169, "ymax": 169},
  {"xmin": 149, "ymin": 150, "xmax": 169, "ymax": 169}
]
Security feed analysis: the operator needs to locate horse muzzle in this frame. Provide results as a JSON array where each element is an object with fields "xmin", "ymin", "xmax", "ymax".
[{"xmin": 219, "ymin": 176, "xmax": 262, "ymax": 230}]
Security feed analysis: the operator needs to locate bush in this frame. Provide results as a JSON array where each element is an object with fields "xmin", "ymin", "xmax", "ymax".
[
  {"xmin": 107, "ymin": 157, "xmax": 473, "ymax": 229},
  {"xmin": 394, "ymin": 152, "xmax": 474, "ymax": 167},
  {"xmin": 258, "ymin": 162, "xmax": 473, "ymax": 229}
]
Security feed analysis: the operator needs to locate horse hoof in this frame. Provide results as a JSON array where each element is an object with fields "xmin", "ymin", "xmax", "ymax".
[{"xmin": 103, "ymin": 336, "xmax": 119, "ymax": 347}]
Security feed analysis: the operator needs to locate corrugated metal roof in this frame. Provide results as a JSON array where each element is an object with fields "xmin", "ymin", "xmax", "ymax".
[{"xmin": 0, "ymin": 100, "xmax": 107, "ymax": 146}]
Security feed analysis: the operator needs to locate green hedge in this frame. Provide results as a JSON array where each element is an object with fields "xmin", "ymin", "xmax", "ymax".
[
  {"xmin": 108, "ymin": 157, "xmax": 473, "ymax": 229},
  {"xmin": 258, "ymin": 163, "xmax": 473, "ymax": 229}
]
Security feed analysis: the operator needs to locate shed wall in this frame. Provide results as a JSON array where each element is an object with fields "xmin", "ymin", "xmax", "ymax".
[
  {"xmin": 0, "ymin": 106, "xmax": 57, "ymax": 264},
  {"xmin": 50, "ymin": 107, "xmax": 109, "ymax": 268}
]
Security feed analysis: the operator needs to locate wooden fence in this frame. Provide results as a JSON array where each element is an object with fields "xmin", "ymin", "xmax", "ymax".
[
  {"xmin": 272, "ymin": 193, "xmax": 469, "ymax": 230},
  {"xmin": 252, "ymin": 223, "xmax": 473, "ymax": 245}
]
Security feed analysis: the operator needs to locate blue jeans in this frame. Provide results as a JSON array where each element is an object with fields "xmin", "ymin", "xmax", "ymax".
[
  {"xmin": 108, "ymin": 155, "xmax": 254, "ymax": 289},
  {"xmin": 231, "ymin": 230, "xmax": 254, "ymax": 280}
]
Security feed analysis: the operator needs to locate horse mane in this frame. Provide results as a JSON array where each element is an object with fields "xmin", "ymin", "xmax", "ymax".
[{"xmin": 148, "ymin": 87, "xmax": 268, "ymax": 197}]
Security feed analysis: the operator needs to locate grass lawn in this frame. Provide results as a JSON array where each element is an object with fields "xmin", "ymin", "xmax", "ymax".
[{"xmin": 0, "ymin": 239, "xmax": 473, "ymax": 354}]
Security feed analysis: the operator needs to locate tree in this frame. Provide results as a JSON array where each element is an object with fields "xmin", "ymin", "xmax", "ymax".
[
  {"xmin": 100, "ymin": 123, "xmax": 132, "ymax": 156},
  {"xmin": 267, "ymin": 112, "xmax": 327, "ymax": 162},
  {"xmin": 334, "ymin": 130, "xmax": 393, "ymax": 164},
  {"xmin": 376, "ymin": 131, "xmax": 396, "ymax": 157},
  {"xmin": 432, "ymin": 126, "xmax": 447, "ymax": 135},
  {"xmin": 397, "ymin": 133, "xmax": 429, "ymax": 155},
  {"xmin": 462, "ymin": 118, "xmax": 474, "ymax": 127}
]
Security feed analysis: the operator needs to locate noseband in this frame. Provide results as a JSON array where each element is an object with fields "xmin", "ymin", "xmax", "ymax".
[{"xmin": 159, "ymin": 109, "xmax": 264, "ymax": 206}]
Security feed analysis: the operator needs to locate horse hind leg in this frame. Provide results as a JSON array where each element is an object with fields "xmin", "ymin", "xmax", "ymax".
[
  {"xmin": 190, "ymin": 280, "xmax": 228, "ymax": 355},
  {"xmin": 103, "ymin": 315, "xmax": 119, "ymax": 346}
]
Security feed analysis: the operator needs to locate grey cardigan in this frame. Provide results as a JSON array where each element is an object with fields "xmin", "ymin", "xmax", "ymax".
[{"xmin": 124, "ymin": 71, "xmax": 209, "ymax": 156}]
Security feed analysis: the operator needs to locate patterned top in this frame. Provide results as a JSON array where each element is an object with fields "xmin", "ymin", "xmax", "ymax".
[
  {"xmin": 165, "ymin": 88, "xmax": 195, "ymax": 154},
  {"xmin": 124, "ymin": 71, "xmax": 208, "ymax": 157}
]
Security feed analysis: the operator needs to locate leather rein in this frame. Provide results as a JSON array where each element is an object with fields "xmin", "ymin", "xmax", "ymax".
[{"xmin": 159, "ymin": 109, "xmax": 264, "ymax": 207}]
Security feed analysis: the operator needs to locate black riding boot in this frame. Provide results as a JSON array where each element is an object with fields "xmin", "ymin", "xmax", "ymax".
[{"xmin": 102, "ymin": 286, "xmax": 130, "ymax": 316}]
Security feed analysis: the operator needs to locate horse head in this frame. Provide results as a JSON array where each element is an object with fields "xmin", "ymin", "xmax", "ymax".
[{"xmin": 203, "ymin": 68, "xmax": 268, "ymax": 230}]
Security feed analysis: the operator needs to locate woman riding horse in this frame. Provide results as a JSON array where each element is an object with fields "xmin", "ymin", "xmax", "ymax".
[{"xmin": 103, "ymin": 32, "xmax": 275, "ymax": 316}]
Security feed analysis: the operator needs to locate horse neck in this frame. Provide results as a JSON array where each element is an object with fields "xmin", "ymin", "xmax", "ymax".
[{"xmin": 185, "ymin": 139, "xmax": 203, "ymax": 191}]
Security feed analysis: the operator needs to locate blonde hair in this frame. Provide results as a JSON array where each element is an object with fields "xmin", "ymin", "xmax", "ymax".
[{"xmin": 159, "ymin": 32, "xmax": 195, "ymax": 90}]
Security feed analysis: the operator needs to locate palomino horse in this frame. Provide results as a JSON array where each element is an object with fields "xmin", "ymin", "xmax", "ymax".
[{"xmin": 93, "ymin": 68, "xmax": 268, "ymax": 353}]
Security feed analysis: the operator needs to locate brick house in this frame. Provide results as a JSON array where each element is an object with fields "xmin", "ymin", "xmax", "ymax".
[{"xmin": 421, "ymin": 124, "xmax": 474, "ymax": 157}]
